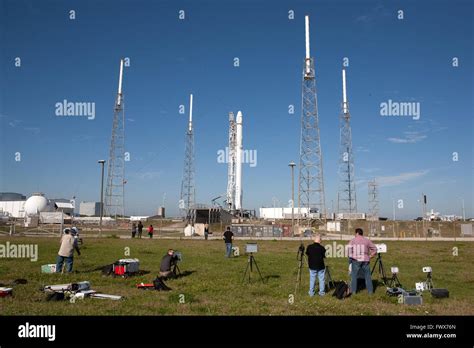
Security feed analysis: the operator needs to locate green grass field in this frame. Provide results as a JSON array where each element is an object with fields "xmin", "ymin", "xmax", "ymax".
[{"xmin": 0, "ymin": 236, "xmax": 473, "ymax": 315}]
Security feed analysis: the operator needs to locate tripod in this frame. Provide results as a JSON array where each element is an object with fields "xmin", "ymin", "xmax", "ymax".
[
  {"xmin": 172, "ymin": 263, "xmax": 181, "ymax": 277},
  {"xmin": 325, "ymin": 266, "xmax": 335, "ymax": 290},
  {"xmin": 370, "ymin": 253, "xmax": 388, "ymax": 284},
  {"xmin": 294, "ymin": 244, "xmax": 306, "ymax": 293},
  {"xmin": 424, "ymin": 272, "xmax": 434, "ymax": 290},
  {"xmin": 387, "ymin": 271, "xmax": 402, "ymax": 288},
  {"xmin": 242, "ymin": 253, "xmax": 264, "ymax": 284}
]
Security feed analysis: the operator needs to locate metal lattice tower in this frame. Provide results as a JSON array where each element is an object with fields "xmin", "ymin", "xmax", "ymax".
[
  {"xmin": 368, "ymin": 179, "xmax": 379, "ymax": 235},
  {"xmin": 105, "ymin": 59, "xmax": 126, "ymax": 218},
  {"xmin": 179, "ymin": 94, "xmax": 196, "ymax": 223},
  {"xmin": 297, "ymin": 15, "xmax": 326, "ymax": 225},
  {"xmin": 226, "ymin": 112, "xmax": 237, "ymax": 212},
  {"xmin": 337, "ymin": 69, "xmax": 357, "ymax": 213}
]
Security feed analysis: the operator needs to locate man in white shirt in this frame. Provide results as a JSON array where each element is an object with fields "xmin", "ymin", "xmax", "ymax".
[{"xmin": 56, "ymin": 228, "xmax": 81, "ymax": 273}]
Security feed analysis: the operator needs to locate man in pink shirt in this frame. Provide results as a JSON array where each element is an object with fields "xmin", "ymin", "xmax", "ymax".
[{"xmin": 348, "ymin": 228, "xmax": 377, "ymax": 294}]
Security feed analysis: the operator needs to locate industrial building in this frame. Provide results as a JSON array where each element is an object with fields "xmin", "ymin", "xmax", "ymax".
[{"xmin": 79, "ymin": 202, "xmax": 102, "ymax": 217}]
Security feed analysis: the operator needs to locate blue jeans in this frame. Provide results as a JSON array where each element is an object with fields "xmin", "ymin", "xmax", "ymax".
[
  {"xmin": 309, "ymin": 268, "xmax": 325, "ymax": 296},
  {"xmin": 56, "ymin": 255, "xmax": 73, "ymax": 273},
  {"xmin": 351, "ymin": 261, "xmax": 373, "ymax": 294},
  {"xmin": 225, "ymin": 243, "xmax": 232, "ymax": 257}
]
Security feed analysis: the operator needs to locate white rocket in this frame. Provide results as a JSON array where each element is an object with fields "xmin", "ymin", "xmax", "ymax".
[{"xmin": 235, "ymin": 111, "xmax": 243, "ymax": 211}]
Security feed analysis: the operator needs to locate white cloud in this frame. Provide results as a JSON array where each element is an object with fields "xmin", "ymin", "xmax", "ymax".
[
  {"xmin": 377, "ymin": 170, "xmax": 429, "ymax": 187},
  {"xmin": 387, "ymin": 131, "xmax": 427, "ymax": 144},
  {"xmin": 24, "ymin": 127, "xmax": 41, "ymax": 134}
]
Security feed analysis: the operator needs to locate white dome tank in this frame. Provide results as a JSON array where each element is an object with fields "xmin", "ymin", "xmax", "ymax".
[{"xmin": 24, "ymin": 193, "xmax": 50, "ymax": 215}]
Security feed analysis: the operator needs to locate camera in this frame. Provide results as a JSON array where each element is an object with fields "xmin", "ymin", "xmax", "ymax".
[
  {"xmin": 391, "ymin": 267, "xmax": 399, "ymax": 274},
  {"xmin": 375, "ymin": 243, "xmax": 387, "ymax": 253},
  {"xmin": 245, "ymin": 243, "xmax": 258, "ymax": 253},
  {"xmin": 297, "ymin": 243, "xmax": 305, "ymax": 261},
  {"xmin": 415, "ymin": 282, "xmax": 426, "ymax": 291},
  {"xmin": 422, "ymin": 266, "xmax": 432, "ymax": 273},
  {"xmin": 172, "ymin": 251, "xmax": 182, "ymax": 262}
]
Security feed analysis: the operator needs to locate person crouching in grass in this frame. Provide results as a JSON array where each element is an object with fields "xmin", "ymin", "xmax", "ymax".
[{"xmin": 306, "ymin": 234, "xmax": 326, "ymax": 297}]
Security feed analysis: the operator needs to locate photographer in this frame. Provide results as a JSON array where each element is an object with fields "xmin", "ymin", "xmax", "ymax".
[
  {"xmin": 56, "ymin": 228, "xmax": 81, "ymax": 273},
  {"xmin": 159, "ymin": 249, "xmax": 179, "ymax": 279},
  {"xmin": 305, "ymin": 234, "xmax": 326, "ymax": 297},
  {"xmin": 348, "ymin": 228, "xmax": 377, "ymax": 295}
]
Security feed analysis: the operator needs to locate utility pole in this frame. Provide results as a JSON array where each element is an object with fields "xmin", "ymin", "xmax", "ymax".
[
  {"xmin": 98, "ymin": 160, "xmax": 106, "ymax": 237},
  {"xmin": 289, "ymin": 162, "xmax": 296, "ymax": 236}
]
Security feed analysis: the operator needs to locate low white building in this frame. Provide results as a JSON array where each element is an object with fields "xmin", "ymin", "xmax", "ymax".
[{"xmin": 259, "ymin": 207, "xmax": 314, "ymax": 220}]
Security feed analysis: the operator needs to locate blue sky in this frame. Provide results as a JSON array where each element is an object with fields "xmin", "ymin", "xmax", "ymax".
[{"xmin": 0, "ymin": 0, "xmax": 472, "ymax": 218}]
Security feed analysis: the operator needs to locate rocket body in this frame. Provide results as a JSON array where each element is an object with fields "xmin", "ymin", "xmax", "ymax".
[{"xmin": 235, "ymin": 111, "xmax": 243, "ymax": 211}]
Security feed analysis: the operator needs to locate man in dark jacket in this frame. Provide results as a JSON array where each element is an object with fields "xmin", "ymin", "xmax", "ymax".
[
  {"xmin": 223, "ymin": 227, "xmax": 234, "ymax": 258},
  {"xmin": 305, "ymin": 234, "xmax": 326, "ymax": 296},
  {"xmin": 137, "ymin": 221, "xmax": 143, "ymax": 238},
  {"xmin": 159, "ymin": 249, "xmax": 178, "ymax": 279}
]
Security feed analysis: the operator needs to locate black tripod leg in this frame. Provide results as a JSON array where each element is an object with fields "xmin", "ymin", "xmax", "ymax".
[
  {"xmin": 242, "ymin": 259, "xmax": 250, "ymax": 283},
  {"xmin": 371, "ymin": 256, "xmax": 378, "ymax": 275},
  {"xmin": 379, "ymin": 259, "xmax": 387, "ymax": 284}
]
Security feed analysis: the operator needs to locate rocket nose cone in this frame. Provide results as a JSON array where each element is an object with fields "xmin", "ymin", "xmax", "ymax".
[{"xmin": 236, "ymin": 111, "xmax": 243, "ymax": 122}]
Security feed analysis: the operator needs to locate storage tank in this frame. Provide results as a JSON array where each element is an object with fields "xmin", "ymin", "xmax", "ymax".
[{"xmin": 24, "ymin": 193, "xmax": 51, "ymax": 215}]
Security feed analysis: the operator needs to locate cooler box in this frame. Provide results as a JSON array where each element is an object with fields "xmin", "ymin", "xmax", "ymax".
[
  {"xmin": 41, "ymin": 264, "xmax": 57, "ymax": 273},
  {"xmin": 113, "ymin": 259, "xmax": 139, "ymax": 276},
  {"xmin": 0, "ymin": 287, "xmax": 13, "ymax": 297}
]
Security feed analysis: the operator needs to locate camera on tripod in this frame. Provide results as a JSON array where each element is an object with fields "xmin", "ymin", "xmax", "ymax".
[
  {"xmin": 416, "ymin": 266, "xmax": 434, "ymax": 291},
  {"xmin": 375, "ymin": 243, "xmax": 387, "ymax": 254},
  {"xmin": 173, "ymin": 251, "xmax": 183, "ymax": 262},
  {"xmin": 242, "ymin": 243, "xmax": 264, "ymax": 283},
  {"xmin": 245, "ymin": 243, "xmax": 258, "ymax": 254}
]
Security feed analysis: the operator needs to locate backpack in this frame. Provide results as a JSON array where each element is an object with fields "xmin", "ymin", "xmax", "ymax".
[
  {"xmin": 430, "ymin": 288, "xmax": 449, "ymax": 298},
  {"xmin": 332, "ymin": 281, "xmax": 351, "ymax": 300},
  {"xmin": 153, "ymin": 277, "xmax": 172, "ymax": 291}
]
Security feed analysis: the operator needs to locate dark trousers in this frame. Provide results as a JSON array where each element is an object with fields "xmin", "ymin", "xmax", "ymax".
[{"xmin": 351, "ymin": 261, "xmax": 373, "ymax": 294}]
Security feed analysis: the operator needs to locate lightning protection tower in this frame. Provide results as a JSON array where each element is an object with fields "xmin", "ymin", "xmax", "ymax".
[
  {"xmin": 337, "ymin": 69, "xmax": 357, "ymax": 214},
  {"xmin": 180, "ymin": 94, "xmax": 196, "ymax": 223},
  {"xmin": 298, "ymin": 15, "xmax": 326, "ymax": 226},
  {"xmin": 105, "ymin": 58, "xmax": 126, "ymax": 219}
]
